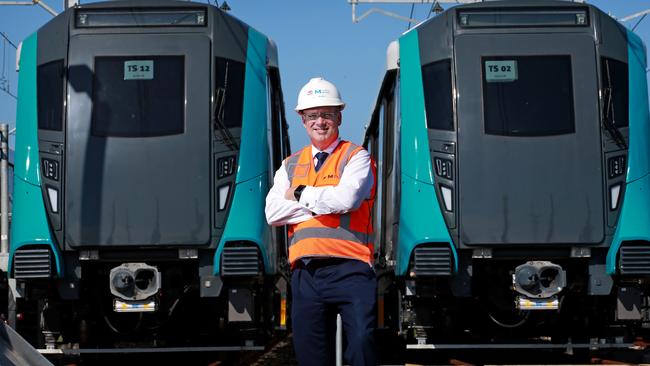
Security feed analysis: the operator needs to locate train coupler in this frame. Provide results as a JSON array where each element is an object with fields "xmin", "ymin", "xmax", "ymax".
[
  {"xmin": 512, "ymin": 261, "xmax": 565, "ymax": 299},
  {"xmin": 109, "ymin": 263, "xmax": 161, "ymax": 313}
]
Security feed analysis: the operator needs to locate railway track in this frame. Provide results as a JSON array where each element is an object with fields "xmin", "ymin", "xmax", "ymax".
[
  {"xmin": 228, "ymin": 334, "xmax": 650, "ymax": 366},
  {"xmin": 31, "ymin": 333, "xmax": 650, "ymax": 365},
  {"xmin": 242, "ymin": 335, "xmax": 650, "ymax": 365}
]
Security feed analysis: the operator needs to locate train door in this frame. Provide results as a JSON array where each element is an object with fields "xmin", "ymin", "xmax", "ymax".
[
  {"xmin": 65, "ymin": 34, "xmax": 210, "ymax": 247},
  {"xmin": 267, "ymin": 67, "xmax": 290, "ymax": 264},
  {"xmin": 365, "ymin": 102, "xmax": 384, "ymax": 262},
  {"xmin": 454, "ymin": 33, "xmax": 603, "ymax": 246},
  {"xmin": 366, "ymin": 72, "xmax": 398, "ymax": 265},
  {"xmin": 380, "ymin": 76, "xmax": 399, "ymax": 262}
]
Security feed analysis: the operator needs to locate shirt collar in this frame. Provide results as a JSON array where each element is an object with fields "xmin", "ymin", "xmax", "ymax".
[{"xmin": 311, "ymin": 139, "xmax": 341, "ymax": 158}]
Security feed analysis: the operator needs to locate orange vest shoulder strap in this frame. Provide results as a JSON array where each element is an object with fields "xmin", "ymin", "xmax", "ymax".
[
  {"xmin": 335, "ymin": 141, "xmax": 364, "ymax": 178},
  {"xmin": 285, "ymin": 146, "xmax": 311, "ymax": 181}
]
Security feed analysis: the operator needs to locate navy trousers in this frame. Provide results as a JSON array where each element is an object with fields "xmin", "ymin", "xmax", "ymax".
[{"xmin": 291, "ymin": 258, "xmax": 378, "ymax": 366}]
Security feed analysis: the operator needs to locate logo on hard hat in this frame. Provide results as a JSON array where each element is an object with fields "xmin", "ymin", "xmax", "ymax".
[{"xmin": 306, "ymin": 89, "xmax": 330, "ymax": 96}]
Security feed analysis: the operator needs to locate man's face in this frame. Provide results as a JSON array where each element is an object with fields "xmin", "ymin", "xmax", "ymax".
[{"xmin": 301, "ymin": 106, "xmax": 342, "ymax": 149}]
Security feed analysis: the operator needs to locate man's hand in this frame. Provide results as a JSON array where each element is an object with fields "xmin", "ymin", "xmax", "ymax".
[
  {"xmin": 286, "ymin": 185, "xmax": 307, "ymax": 201},
  {"xmin": 285, "ymin": 186, "xmax": 298, "ymax": 201}
]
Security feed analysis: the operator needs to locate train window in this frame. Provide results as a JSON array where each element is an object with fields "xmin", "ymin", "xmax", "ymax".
[
  {"xmin": 215, "ymin": 58, "xmax": 246, "ymax": 128},
  {"xmin": 269, "ymin": 67, "xmax": 290, "ymax": 170},
  {"xmin": 601, "ymin": 58, "xmax": 628, "ymax": 128},
  {"xmin": 422, "ymin": 60, "xmax": 453, "ymax": 131},
  {"xmin": 37, "ymin": 60, "xmax": 64, "ymax": 131},
  {"xmin": 92, "ymin": 56, "xmax": 184, "ymax": 137},
  {"xmin": 267, "ymin": 68, "xmax": 285, "ymax": 171},
  {"xmin": 390, "ymin": 78, "xmax": 400, "ymax": 176},
  {"xmin": 378, "ymin": 103, "xmax": 385, "ymax": 182},
  {"xmin": 483, "ymin": 56, "xmax": 575, "ymax": 136}
]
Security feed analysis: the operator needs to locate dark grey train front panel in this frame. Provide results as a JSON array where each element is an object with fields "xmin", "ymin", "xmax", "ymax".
[
  {"xmin": 455, "ymin": 33, "xmax": 604, "ymax": 245},
  {"xmin": 65, "ymin": 34, "xmax": 210, "ymax": 247}
]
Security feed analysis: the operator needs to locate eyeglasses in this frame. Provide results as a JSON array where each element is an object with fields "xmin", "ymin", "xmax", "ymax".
[{"xmin": 303, "ymin": 112, "xmax": 338, "ymax": 121}]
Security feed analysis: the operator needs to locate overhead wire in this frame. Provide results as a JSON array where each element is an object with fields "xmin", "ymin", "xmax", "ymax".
[
  {"xmin": 2, "ymin": 37, "xmax": 5, "ymax": 81},
  {"xmin": 0, "ymin": 33, "xmax": 17, "ymax": 100},
  {"xmin": 632, "ymin": 13, "xmax": 647, "ymax": 31},
  {"xmin": 406, "ymin": 3, "xmax": 415, "ymax": 30},
  {"xmin": 622, "ymin": 11, "xmax": 649, "ymax": 73}
]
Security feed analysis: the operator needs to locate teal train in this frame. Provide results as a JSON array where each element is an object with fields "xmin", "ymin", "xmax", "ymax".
[
  {"xmin": 10, "ymin": 0, "xmax": 291, "ymax": 351},
  {"xmin": 364, "ymin": 0, "xmax": 650, "ymax": 350}
]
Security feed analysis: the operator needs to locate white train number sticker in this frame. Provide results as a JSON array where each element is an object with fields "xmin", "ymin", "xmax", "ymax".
[
  {"xmin": 485, "ymin": 60, "xmax": 518, "ymax": 82},
  {"xmin": 124, "ymin": 60, "xmax": 154, "ymax": 80}
]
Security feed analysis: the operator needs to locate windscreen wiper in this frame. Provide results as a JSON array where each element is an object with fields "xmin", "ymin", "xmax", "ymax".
[
  {"xmin": 602, "ymin": 61, "xmax": 627, "ymax": 149},
  {"xmin": 213, "ymin": 86, "xmax": 239, "ymax": 151}
]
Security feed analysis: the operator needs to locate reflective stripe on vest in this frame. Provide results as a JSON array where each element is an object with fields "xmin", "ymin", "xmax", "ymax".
[
  {"xmin": 284, "ymin": 141, "xmax": 375, "ymax": 265},
  {"xmin": 291, "ymin": 227, "xmax": 375, "ymax": 247}
]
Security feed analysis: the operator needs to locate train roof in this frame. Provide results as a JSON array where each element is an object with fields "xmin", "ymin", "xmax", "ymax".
[
  {"xmin": 386, "ymin": 0, "xmax": 625, "ymax": 70},
  {"xmin": 77, "ymin": 1, "xmax": 281, "ymax": 67},
  {"xmin": 404, "ymin": 0, "xmax": 610, "ymax": 35},
  {"xmin": 69, "ymin": 0, "xmax": 250, "ymax": 36},
  {"xmin": 23, "ymin": 0, "xmax": 281, "ymax": 69}
]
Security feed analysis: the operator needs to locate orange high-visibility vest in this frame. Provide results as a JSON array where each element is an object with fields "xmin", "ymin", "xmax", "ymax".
[{"xmin": 285, "ymin": 141, "xmax": 376, "ymax": 265}]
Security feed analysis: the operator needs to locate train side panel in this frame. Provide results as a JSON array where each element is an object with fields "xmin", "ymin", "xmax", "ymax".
[
  {"xmin": 396, "ymin": 30, "xmax": 456, "ymax": 276},
  {"xmin": 214, "ymin": 27, "xmax": 274, "ymax": 276},
  {"xmin": 10, "ymin": 32, "xmax": 62, "ymax": 278},
  {"xmin": 607, "ymin": 29, "xmax": 650, "ymax": 275}
]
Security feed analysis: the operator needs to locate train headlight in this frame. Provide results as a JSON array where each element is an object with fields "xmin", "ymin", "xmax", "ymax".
[
  {"xmin": 218, "ymin": 184, "xmax": 230, "ymax": 211},
  {"xmin": 610, "ymin": 184, "xmax": 622, "ymax": 211},
  {"xmin": 46, "ymin": 186, "xmax": 59, "ymax": 213},
  {"xmin": 217, "ymin": 156, "xmax": 236, "ymax": 178},
  {"xmin": 440, "ymin": 185, "xmax": 453, "ymax": 212}
]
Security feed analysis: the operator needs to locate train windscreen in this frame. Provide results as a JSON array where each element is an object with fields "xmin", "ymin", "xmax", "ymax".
[
  {"xmin": 37, "ymin": 60, "xmax": 65, "ymax": 131},
  {"xmin": 92, "ymin": 56, "xmax": 185, "ymax": 137},
  {"xmin": 422, "ymin": 59, "xmax": 454, "ymax": 131},
  {"xmin": 601, "ymin": 57, "xmax": 629, "ymax": 128},
  {"xmin": 482, "ymin": 55, "xmax": 575, "ymax": 137}
]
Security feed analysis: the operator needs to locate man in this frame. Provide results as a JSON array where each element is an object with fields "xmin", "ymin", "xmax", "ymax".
[{"xmin": 265, "ymin": 77, "xmax": 377, "ymax": 366}]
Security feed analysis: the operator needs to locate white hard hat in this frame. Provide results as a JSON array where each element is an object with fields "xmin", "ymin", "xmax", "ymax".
[{"xmin": 295, "ymin": 77, "xmax": 346, "ymax": 112}]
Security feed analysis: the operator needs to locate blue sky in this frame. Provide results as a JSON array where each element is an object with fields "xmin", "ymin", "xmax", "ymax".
[{"xmin": 1, "ymin": 0, "xmax": 649, "ymax": 150}]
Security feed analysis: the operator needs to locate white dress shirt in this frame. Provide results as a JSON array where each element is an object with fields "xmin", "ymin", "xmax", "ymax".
[{"xmin": 265, "ymin": 139, "xmax": 374, "ymax": 226}]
